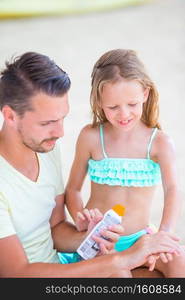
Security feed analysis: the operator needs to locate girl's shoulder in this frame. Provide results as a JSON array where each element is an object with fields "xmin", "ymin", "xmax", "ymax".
[
  {"xmin": 153, "ymin": 129, "xmax": 175, "ymax": 154},
  {"xmin": 155, "ymin": 129, "xmax": 174, "ymax": 146},
  {"xmin": 77, "ymin": 123, "xmax": 100, "ymax": 143}
]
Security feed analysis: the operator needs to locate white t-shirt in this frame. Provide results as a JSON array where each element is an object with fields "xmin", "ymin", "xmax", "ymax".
[{"xmin": 0, "ymin": 140, "xmax": 64, "ymax": 263}]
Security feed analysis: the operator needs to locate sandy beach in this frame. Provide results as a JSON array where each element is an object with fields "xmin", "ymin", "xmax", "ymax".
[{"xmin": 0, "ymin": 0, "xmax": 184, "ymax": 242}]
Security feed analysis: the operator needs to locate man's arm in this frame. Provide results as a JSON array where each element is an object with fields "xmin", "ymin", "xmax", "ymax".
[
  {"xmin": 0, "ymin": 191, "xmax": 120, "ymax": 278},
  {"xmin": 50, "ymin": 193, "xmax": 87, "ymax": 252},
  {"xmin": 0, "ymin": 230, "xmax": 182, "ymax": 278},
  {"xmin": 0, "ymin": 233, "xmax": 121, "ymax": 277}
]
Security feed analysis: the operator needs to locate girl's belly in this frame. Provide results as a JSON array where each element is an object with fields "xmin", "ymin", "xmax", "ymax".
[{"xmin": 86, "ymin": 182, "xmax": 157, "ymax": 235}]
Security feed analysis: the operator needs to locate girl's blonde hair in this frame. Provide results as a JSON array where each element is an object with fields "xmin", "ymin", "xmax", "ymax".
[{"xmin": 90, "ymin": 49, "xmax": 161, "ymax": 129}]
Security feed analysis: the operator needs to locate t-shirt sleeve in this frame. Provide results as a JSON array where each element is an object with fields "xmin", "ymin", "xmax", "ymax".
[
  {"xmin": 0, "ymin": 192, "xmax": 16, "ymax": 238},
  {"xmin": 54, "ymin": 139, "xmax": 65, "ymax": 195}
]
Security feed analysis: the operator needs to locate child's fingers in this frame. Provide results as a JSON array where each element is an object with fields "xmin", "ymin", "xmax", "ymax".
[
  {"xmin": 76, "ymin": 211, "xmax": 86, "ymax": 221},
  {"xmin": 148, "ymin": 255, "xmax": 155, "ymax": 265},
  {"xmin": 82, "ymin": 208, "xmax": 103, "ymax": 223},
  {"xmin": 149, "ymin": 260, "xmax": 156, "ymax": 271},
  {"xmin": 82, "ymin": 208, "xmax": 91, "ymax": 221},
  {"xmin": 89, "ymin": 209, "xmax": 95, "ymax": 219},
  {"xmin": 165, "ymin": 253, "xmax": 173, "ymax": 261},
  {"xmin": 147, "ymin": 255, "xmax": 158, "ymax": 271},
  {"xmin": 89, "ymin": 208, "xmax": 103, "ymax": 223},
  {"xmin": 93, "ymin": 208, "xmax": 103, "ymax": 222}
]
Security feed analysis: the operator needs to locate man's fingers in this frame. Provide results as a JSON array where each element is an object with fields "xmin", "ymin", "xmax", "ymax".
[
  {"xmin": 147, "ymin": 232, "xmax": 182, "ymax": 254},
  {"xmin": 93, "ymin": 235, "xmax": 114, "ymax": 251},
  {"xmin": 159, "ymin": 231, "xmax": 180, "ymax": 242},
  {"xmin": 100, "ymin": 229, "xmax": 119, "ymax": 243},
  {"xmin": 108, "ymin": 224, "xmax": 125, "ymax": 235},
  {"xmin": 99, "ymin": 243, "xmax": 108, "ymax": 255}
]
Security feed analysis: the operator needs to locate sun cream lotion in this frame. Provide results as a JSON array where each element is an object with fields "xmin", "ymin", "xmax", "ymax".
[{"xmin": 77, "ymin": 204, "xmax": 125, "ymax": 260}]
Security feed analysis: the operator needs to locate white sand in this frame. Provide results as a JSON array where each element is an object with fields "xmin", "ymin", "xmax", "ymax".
[{"xmin": 0, "ymin": 0, "xmax": 184, "ymax": 242}]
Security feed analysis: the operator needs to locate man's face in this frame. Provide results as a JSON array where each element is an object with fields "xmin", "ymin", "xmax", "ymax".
[{"xmin": 15, "ymin": 92, "xmax": 69, "ymax": 153}]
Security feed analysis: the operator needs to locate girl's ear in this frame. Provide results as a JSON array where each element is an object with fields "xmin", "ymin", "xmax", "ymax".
[
  {"xmin": 143, "ymin": 87, "xmax": 150, "ymax": 102},
  {"xmin": 97, "ymin": 99, "xmax": 102, "ymax": 108}
]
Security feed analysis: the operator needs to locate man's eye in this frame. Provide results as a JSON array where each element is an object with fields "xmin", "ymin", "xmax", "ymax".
[{"xmin": 40, "ymin": 123, "xmax": 50, "ymax": 126}]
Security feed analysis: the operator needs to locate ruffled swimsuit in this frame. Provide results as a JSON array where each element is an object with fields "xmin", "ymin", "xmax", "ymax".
[{"xmin": 88, "ymin": 124, "xmax": 161, "ymax": 187}]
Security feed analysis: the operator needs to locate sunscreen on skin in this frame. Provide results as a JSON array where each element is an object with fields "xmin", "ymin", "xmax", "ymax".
[{"xmin": 77, "ymin": 204, "xmax": 125, "ymax": 260}]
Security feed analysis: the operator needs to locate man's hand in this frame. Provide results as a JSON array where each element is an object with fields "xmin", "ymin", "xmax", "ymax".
[
  {"xmin": 93, "ymin": 224, "xmax": 124, "ymax": 255},
  {"xmin": 76, "ymin": 207, "xmax": 124, "ymax": 255},
  {"xmin": 121, "ymin": 231, "xmax": 182, "ymax": 271}
]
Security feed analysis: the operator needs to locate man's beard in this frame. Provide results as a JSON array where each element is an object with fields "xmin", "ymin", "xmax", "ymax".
[
  {"xmin": 22, "ymin": 137, "xmax": 58, "ymax": 153},
  {"xmin": 17, "ymin": 127, "xmax": 58, "ymax": 153}
]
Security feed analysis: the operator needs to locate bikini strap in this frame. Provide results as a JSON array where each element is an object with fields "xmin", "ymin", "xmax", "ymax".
[
  {"xmin": 100, "ymin": 124, "xmax": 108, "ymax": 158},
  {"xmin": 147, "ymin": 127, "xmax": 158, "ymax": 159}
]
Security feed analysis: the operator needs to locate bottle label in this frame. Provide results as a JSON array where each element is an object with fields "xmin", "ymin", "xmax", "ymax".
[{"xmin": 77, "ymin": 211, "xmax": 121, "ymax": 260}]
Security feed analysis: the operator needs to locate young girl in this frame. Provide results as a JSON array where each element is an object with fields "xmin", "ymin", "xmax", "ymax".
[{"xmin": 65, "ymin": 49, "xmax": 184, "ymax": 276}]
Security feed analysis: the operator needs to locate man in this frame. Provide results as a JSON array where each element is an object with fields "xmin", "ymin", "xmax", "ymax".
[{"xmin": 0, "ymin": 52, "xmax": 183, "ymax": 277}]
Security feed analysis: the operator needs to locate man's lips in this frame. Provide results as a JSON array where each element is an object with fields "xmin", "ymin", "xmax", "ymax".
[{"xmin": 43, "ymin": 138, "xmax": 58, "ymax": 145}]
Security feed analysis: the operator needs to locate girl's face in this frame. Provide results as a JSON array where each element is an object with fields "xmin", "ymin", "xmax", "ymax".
[{"xmin": 100, "ymin": 79, "xmax": 149, "ymax": 131}]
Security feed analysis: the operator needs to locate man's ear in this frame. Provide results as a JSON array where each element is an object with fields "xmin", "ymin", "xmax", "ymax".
[{"xmin": 1, "ymin": 105, "xmax": 18, "ymax": 126}]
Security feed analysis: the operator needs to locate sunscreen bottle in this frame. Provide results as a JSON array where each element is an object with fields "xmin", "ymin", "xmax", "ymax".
[{"xmin": 77, "ymin": 204, "xmax": 125, "ymax": 260}]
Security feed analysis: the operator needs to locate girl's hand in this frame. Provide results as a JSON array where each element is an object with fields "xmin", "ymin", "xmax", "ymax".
[
  {"xmin": 147, "ymin": 229, "xmax": 180, "ymax": 271},
  {"xmin": 147, "ymin": 252, "xmax": 177, "ymax": 271},
  {"xmin": 75, "ymin": 208, "xmax": 103, "ymax": 232}
]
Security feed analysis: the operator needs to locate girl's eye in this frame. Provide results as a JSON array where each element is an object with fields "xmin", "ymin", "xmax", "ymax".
[
  {"xmin": 129, "ymin": 103, "xmax": 137, "ymax": 107},
  {"xmin": 108, "ymin": 106, "xmax": 118, "ymax": 110}
]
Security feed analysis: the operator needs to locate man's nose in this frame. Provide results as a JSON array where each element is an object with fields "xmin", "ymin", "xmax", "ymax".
[{"xmin": 51, "ymin": 122, "xmax": 64, "ymax": 138}]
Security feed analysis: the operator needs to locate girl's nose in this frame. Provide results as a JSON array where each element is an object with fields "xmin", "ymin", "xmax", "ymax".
[{"xmin": 119, "ymin": 107, "xmax": 129, "ymax": 119}]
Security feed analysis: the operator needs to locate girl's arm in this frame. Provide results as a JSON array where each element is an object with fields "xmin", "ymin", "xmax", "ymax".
[
  {"xmin": 65, "ymin": 125, "xmax": 93, "ymax": 228},
  {"xmin": 154, "ymin": 132, "xmax": 181, "ymax": 233}
]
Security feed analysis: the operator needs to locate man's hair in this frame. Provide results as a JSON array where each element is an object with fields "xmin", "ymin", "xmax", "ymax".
[{"xmin": 0, "ymin": 52, "xmax": 71, "ymax": 117}]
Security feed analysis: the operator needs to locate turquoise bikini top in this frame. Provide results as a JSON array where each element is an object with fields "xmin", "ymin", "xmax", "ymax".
[{"xmin": 88, "ymin": 124, "xmax": 162, "ymax": 187}]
